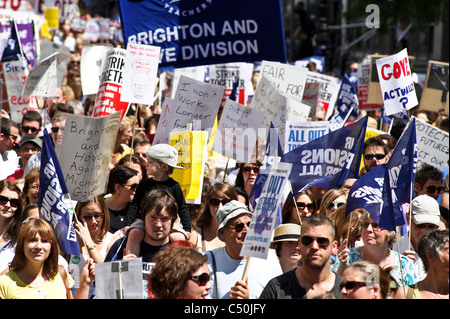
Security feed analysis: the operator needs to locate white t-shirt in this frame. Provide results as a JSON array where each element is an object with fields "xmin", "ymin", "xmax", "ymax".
[{"xmin": 205, "ymin": 246, "xmax": 282, "ymax": 299}]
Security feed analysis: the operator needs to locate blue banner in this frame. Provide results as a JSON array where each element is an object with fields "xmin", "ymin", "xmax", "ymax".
[
  {"xmin": 1, "ymin": 21, "xmax": 24, "ymax": 62},
  {"xmin": 336, "ymin": 73, "xmax": 359, "ymax": 120},
  {"xmin": 38, "ymin": 131, "xmax": 80, "ymax": 256},
  {"xmin": 283, "ymin": 116, "xmax": 367, "ymax": 193},
  {"xmin": 118, "ymin": 0, "xmax": 286, "ymax": 69},
  {"xmin": 379, "ymin": 118, "xmax": 417, "ymax": 232}
]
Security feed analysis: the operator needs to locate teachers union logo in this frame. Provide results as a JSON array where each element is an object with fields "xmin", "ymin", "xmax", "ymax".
[{"xmin": 161, "ymin": 0, "xmax": 214, "ymax": 16}]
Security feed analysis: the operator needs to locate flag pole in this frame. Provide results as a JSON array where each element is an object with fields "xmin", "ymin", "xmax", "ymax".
[
  {"xmin": 128, "ymin": 105, "xmax": 139, "ymax": 164},
  {"xmin": 67, "ymin": 193, "xmax": 90, "ymax": 253},
  {"xmin": 346, "ymin": 211, "xmax": 353, "ymax": 245},
  {"xmin": 395, "ymin": 229, "xmax": 407, "ymax": 298}
]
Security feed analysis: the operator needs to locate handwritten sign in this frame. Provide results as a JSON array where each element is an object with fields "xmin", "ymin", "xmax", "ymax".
[
  {"xmin": 213, "ymin": 99, "xmax": 265, "ymax": 163},
  {"xmin": 121, "ymin": 43, "xmax": 160, "ymax": 104},
  {"xmin": 304, "ymin": 71, "xmax": 340, "ymax": 119},
  {"xmin": 3, "ymin": 59, "xmax": 38, "ymax": 123},
  {"xmin": 284, "ymin": 121, "xmax": 330, "ymax": 152},
  {"xmin": 376, "ymin": 48, "xmax": 418, "ymax": 116},
  {"xmin": 58, "ymin": 112, "xmax": 120, "ymax": 201},
  {"xmin": 250, "ymin": 75, "xmax": 310, "ymax": 149},
  {"xmin": 414, "ymin": 117, "xmax": 449, "ymax": 170},
  {"xmin": 260, "ymin": 60, "xmax": 308, "ymax": 102},
  {"xmin": 241, "ymin": 162, "xmax": 292, "ymax": 259},
  {"xmin": 92, "ymin": 48, "xmax": 130, "ymax": 123},
  {"xmin": 357, "ymin": 55, "xmax": 382, "ymax": 111},
  {"xmin": 81, "ymin": 44, "xmax": 113, "ymax": 95},
  {"xmin": 170, "ymin": 130, "xmax": 208, "ymax": 204}
]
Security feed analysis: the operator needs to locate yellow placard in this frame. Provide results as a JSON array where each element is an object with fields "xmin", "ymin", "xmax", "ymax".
[{"xmin": 44, "ymin": 7, "xmax": 59, "ymax": 29}]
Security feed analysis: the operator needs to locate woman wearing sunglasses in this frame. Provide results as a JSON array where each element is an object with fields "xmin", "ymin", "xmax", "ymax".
[
  {"xmin": 190, "ymin": 182, "xmax": 238, "ymax": 252},
  {"xmin": 0, "ymin": 180, "xmax": 22, "ymax": 271},
  {"xmin": 281, "ymin": 189, "xmax": 316, "ymax": 225},
  {"xmin": 332, "ymin": 210, "xmax": 419, "ymax": 289},
  {"xmin": 105, "ymin": 165, "xmax": 140, "ymax": 234},
  {"xmin": 148, "ymin": 245, "xmax": 212, "ymax": 299},
  {"xmin": 319, "ymin": 189, "xmax": 347, "ymax": 218},
  {"xmin": 69, "ymin": 196, "xmax": 114, "ymax": 298},
  {"xmin": 234, "ymin": 162, "xmax": 261, "ymax": 200}
]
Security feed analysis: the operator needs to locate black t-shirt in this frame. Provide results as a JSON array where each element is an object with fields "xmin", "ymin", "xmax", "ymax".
[
  {"xmin": 259, "ymin": 269, "xmax": 342, "ymax": 299},
  {"xmin": 105, "ymin": 236, "xmax": 169, "ymax": 263},
  {"xmin": 108, "ymin": 202, "xmax": 137, "ymax": 234}
]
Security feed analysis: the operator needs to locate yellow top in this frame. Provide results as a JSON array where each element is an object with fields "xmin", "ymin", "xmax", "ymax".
[{"xmin": 0, "ymin": 271, "xmax": 67, "ymax": 299}]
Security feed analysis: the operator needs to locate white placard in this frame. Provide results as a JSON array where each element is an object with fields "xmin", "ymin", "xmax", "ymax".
[
  {"xmin": 414, "ymin": 117, "xmax": 449, "ymax": 170},
  {"xmin": 81, "ymin": 44, "xmax": 113, "ymax": 95},
  {"xmin": 284, "ymin": 120, "xmax": 330, "ymax": 152}
]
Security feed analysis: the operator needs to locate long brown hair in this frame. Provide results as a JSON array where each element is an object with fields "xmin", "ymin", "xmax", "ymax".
[
  {"xmin": 0, "ymin": 179, "xmax": 23, "ymax": 243},
  {"xmin": 10, "ymin": 218, "xmax": 60, "ymax": 280},
  {"xmin": 74, "ymin": 195, "xmax": 110, "ymax": 239}
]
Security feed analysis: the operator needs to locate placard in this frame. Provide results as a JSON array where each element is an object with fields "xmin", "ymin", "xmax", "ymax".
[
  {"xmin": 419, "ymin": 60, "xmax": 449, "ymax": 114},
  {"xmin": 284, "ymin": 120, "xmax": 330, "ymax": 152},
  {"xmin": 80, "ymin": 44, "xmax": 113, "ymax": 95},
  {"xmin": 414, "ymin": 117, "xmax": 449, "ymax": 170}
]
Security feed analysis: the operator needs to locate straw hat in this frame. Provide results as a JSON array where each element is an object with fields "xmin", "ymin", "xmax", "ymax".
[{"xmin": 270, "ymin": 223, "xmax": 301, "ymax": 249}]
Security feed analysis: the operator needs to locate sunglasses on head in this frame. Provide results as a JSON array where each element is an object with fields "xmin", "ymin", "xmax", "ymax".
[
  {"xmin": 229, "ymin": 221, "xmax": 251, "ymax": 232},
  {"xmin": 300, "ymin": 235, "xmax": 330, "ymax": 249},
  {"xmin": 0, "ymin": 195, "xmax": 20, "ymax": 208},
  {"xmin": 191, "ymin": 272, "xmax": 210, "ymax": 286},
  {"xmin": 209, "ymin": 198, "xmax": 231, "ymax": 206},
  {"xmin": 426, "ymin": 185, "xmax": 444, "ymax": 194},
  {"xmin": 242, "ymin": 166, "xmax": 259, "ymax": 174},
  {"xmin": 296, "ymin": 202, "xmax": 314, "ymax": 210},
  {"xmin": 364, "ymin": 154, "xmax": 386, "ymax": 161},
  {"xmin": 340, "ymin": 281, "xmax": 367, "ymax": 291},
  {"xmin": 327, "ymin": 202, "xmax": 346, "ymax": 210},
  {"xmin": 22, "ymin": 126, "xmax": 39, "ymax": 134}
]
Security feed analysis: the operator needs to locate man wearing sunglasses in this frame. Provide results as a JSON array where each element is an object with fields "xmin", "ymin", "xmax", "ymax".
[
  {"xmin": 205, "ymin": 200, "xmax": 282, "ymax": 299},
  {"xmin": 20, "ymin": 110, "xmax": 42, "ymax": 137},
  {"xmin": 260, "ymin": 214, "xmax": 341, "ymax": 299},
  {"xmin": 1, "ymin": 118, "xmax": 21, "ymax": 180},
  {"xmin": 362, "ymin": 137, "xmax": 388, "ymax": 175}
]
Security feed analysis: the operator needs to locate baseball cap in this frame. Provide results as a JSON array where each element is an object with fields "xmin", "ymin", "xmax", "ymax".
[
  {"xmin": 270, "ymin": 223, "xmax": 301, "ymax": 249},
  {"xmin": 410, "ymin": 194, "xmax": 441, "ymax": 227},
  {"xmin": 19, "ymin": 135, "xmax": 42, "ymax": 149},
  {"xmin": 216, "ymin": 200, "xmax": 253, "ymax": 241},
  {"xmin": 146, "ymin": 144, "xmax": 186, "ymax": 169}
]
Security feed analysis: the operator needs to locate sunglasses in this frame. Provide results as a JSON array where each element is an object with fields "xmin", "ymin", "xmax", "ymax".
[
  {"xmin": 51, "ymin": 127, "xmax": 62, "ymax": 134},
  {"xmin": 229, "ymin": 221, "xmax": 251, "ymax": 232},
  {"xmin": 340, "ymin": 281, "xmax": 367, "ymax": 291},
  {"xmin": 326, "ymin": 202, "xmax": 346, "ymax": 210},
  {"xmin": 242, "ymin": 166, "xmax": 259, "ymax": 174},
  {"xmin": 426, "ymin": 185, "xmax": 445, "ymax": 195},
  {"xmin": 81, "ymin": 214, "xmax": 104, "ymax": 221},
  {"xmin": 300, "ymin": 235, "xmax": 330, "ymax": 249},
  {"xmin": 0, "ymin": 195, "xmax": 20, "ymax": 208},
  {"xmin": 296, "ymin": 202, "xmax": 314, "ymax": 211},
  {"xmin": 20, "ymin": 146, "xmax": 40, "ymax": 153},
  {"xmin": 209, "ymin": 198, "xmax": 231, "ymax": 206},
  {"xmin": 22, "ymin": 126, "xmax": 39, "ymax": 134},
  {"xmin": 123, "ymin": 183, "xmax": 138, "ymax": 191},
  {"xmin": 364, "ymin": 154, "xmax": 386, "ymax": 161},
  {"xmin": 361, "ymin": 222, "xmax": 382, "ymax": 231},
  {"xmin": 191, "ymin": 272, "xmax": 210, "ymax": 286}
]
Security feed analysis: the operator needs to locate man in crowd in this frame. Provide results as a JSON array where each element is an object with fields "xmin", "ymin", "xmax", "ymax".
[{"xmin": 361, "ymin": 136, "xmax": 388, "ymax": 175}]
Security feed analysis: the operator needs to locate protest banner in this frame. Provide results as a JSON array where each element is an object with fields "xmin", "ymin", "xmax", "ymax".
[
  {"xmin": 376, "ymin": 49, "xmax": 418, "ymax": 116},
  {"xmin": 38, "ymin": 39, "xmax": 72, "ymax": 86},
  {"xmin": 1, "ymin": 21, "xmax": 25, "ymax": 63},
  {"xmin": 259, "ymin": 60, "xmax": 308, "ymax": 102},
  {"xmin": 283, "ymin": 116, "xmax": 367, "ymax": 193},
  {"xmin": 157, "ymin": 75, "xmax": 224, "ymax": 140},
  {"xmin": 58, "ymin": 112, "xmax": 121, "ymax": 201},
  {"xmin": 92, "ymin": 48, "xmax": 130, "ymax": 123},
  {"xmin": 419, "ymin": 60, "xmax": 449, "ymax": 114},
  {"xmin": 414, "ymin": 116, "xmax": 449, "ymax": 170},
  {"xmin": 170, "ymin": 66, "xmax": 208, "ymax": 99},
  {"xmin": 80, "ymin": 44, "xmax": 113, "ymax": 95},
  {"xmin": 118, "ymin": 0, "xmax": 286, "ymax": 69},
  {"xmin": 170, "ymin": 130, "xmax": 208, "ymax": 204},
  {"xmin": 301, "ymin": 81, "xmax": 320, "ymax": 118},
  {"xmin": 304, "ymin": 71, "xmax": 340, "ymax": 120},
  {"xmin": 336, "ymin": 73, "xmax": 359, "ymax": 120},
  {"xmin": 33, "ymin": 0, "xmax": 75, "ymax": 19},
  {"xmin": 95, "ymin": 258, "xmax": 144, "ymax": 299},
  {"xmin": 121, "ymin": 43, "xmax": 160, "ymax": 104},
  {"xmin": 357, "ymin": 55, "xmax": 382, "ymax": 111},
  {"xmin": 250, "ymin": 75, "xmax": 310, "ymax": 150},
  {"xmin": 208, "ymin": 62, "xmax": 254, "ymax": 105},
  {"xmin": 212, "ymin": 98, "xmax": 264, "ymax": 163},
  {"xmin": 241, "ymin": 162, "xmax": 292, "ymax": 259},
  {"xmin": 284, "ymin": 120, "xmax": 330, "ymax": 152},
  {"xmin": 22, "ymin": 51, "xmax": 71, "ymax": 98},
  {"xmin": 38, "ymin": 130, "xmax": 80, "ymax": 256},
  {"xmin": 3, "ymin": 59, "xmax": 38, "ymax": 123},
  {"xmin": 0, "ymin": 23, "xmax": 36, "ymax": 67},
  {"xmin": 44, "ymin": 7, "xmax": 59, "ymax": 29}
]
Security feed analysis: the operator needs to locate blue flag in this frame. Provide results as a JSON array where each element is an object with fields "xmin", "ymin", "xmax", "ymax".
[
  {"xmin": 248, "ymin": 122, "xmax": 284, "ymax": 224},
  {"xmin": 1, "ymin": 21, "xmax": 24, "ymax": 62},
  {"xmin": 291, "ymin": 116, "xmax": 367, "ymax": 196},
  {"xmin": 38, "ymin": 130, "xmax": 80, "ymax": 256},
  {"xmin": 283, "ymin": 116, "xmax": 367, "ymax": 193},
  {"xmin": 118, "ymin": 0, "xmax": 286, "ymax": 69},
  {"xmin": 229, "ymin": 75, "xmax": 240, "ymax": 102},
  {"xmin": 336, "ymin": 73, "xmax": 359, "ymax": 121},
  {"xmin": 379, "ymin": 118, "xmax": 417, "ymax": 233},
  {"xmin": 345, "ymin": 163, "xmax": 386, "ymax": 223}
]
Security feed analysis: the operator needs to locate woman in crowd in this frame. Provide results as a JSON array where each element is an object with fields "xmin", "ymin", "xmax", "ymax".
[
  {"xmin": 21, "ymin": 168, "xmax": 40, "ymax": 207},
  {"xmin": 319, "ymin": 189, "xmax": 347, "ymax": 218},
  {"xmin": 190, "ymin": 182, "xmax": 238, "ymax": 251},
  {"xmin": 148, "ymin": 245, "xmax": 212, "ymax": 299},
  {"xmin": 281, "ymin": 189, "xmax": 316, "ymax": 225},
  {"xmin": 105, "ymin": 165, "xmax": 140, "ymax": 234},
  {"xmin": 270, "ymin": 223, "xmax": 301, "ymax": 273},
  {"xmin": 234, "ymin": 162, "xmax": 261, "ymax": 199},
  {"xmin": 111, "ymin": 116, "xmax": 134, "ymax": 168}
]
